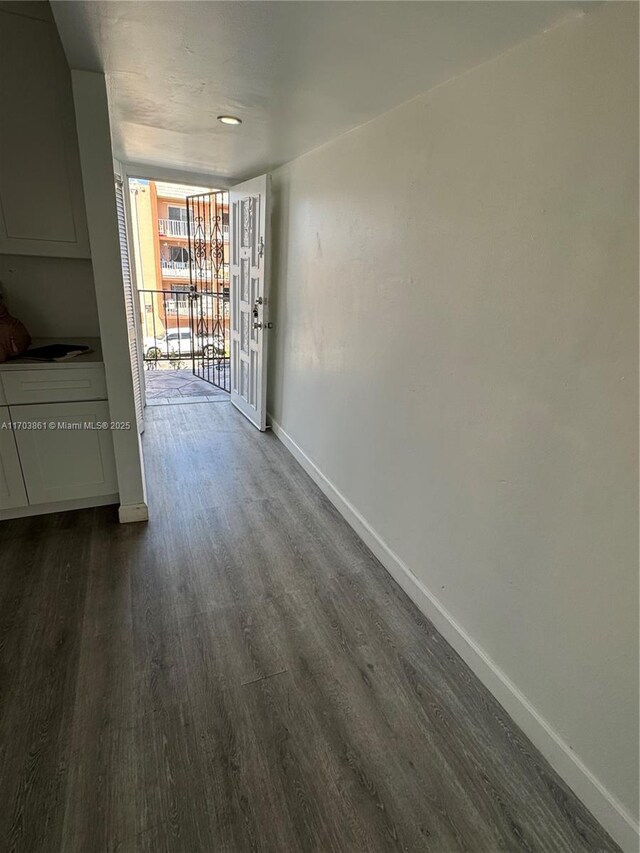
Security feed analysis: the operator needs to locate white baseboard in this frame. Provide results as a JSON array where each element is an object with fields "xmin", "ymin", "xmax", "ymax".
[
  {"xmin": 118, "ymin": 501, "xmax": 149, "ymax": 524},
  {"xmin": 269, "ymin": 415, "xmax": 639, "ymax": 853}
]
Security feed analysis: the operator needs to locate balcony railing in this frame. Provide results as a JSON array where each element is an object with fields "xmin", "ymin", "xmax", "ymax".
[
  {"xmin": 166, "ymin": 297, "xmax": 191, "ymax": 315},
  {"xmin": 158, "ymin": 218, "xmax": 188, "ymax": 238},
  {"xmin": 161, "ymin": 259, "xmax": 191, "ymax": 278},
  {"xmin": 160, "ymin": 261, "xmax": 230, "ymax": 283},
  {"xmin": 139, "ymin": 289, "xmax": 231, "ymax": 388},
  {"xmin": 157, "ymin": 219, "xmax": 230, "ymax": 241}
]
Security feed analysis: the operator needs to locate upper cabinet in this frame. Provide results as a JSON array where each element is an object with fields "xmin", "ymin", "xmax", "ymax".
[{"xmin": 0, "ymin": 9, "xmax": 90, "ymax": 258}]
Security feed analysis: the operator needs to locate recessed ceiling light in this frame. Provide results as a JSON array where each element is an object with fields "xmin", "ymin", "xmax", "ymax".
[{"xmin": 217, "ymin": 115, "xmax": 242, "ymax": 126}]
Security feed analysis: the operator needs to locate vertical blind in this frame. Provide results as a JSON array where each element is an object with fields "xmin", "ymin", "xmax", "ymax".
[{"xmin": 115, "ymin": 174, "xmax": 144, "ymax": 433}]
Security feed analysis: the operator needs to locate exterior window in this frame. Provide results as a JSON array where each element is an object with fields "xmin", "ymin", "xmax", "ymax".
[
  {"xmin": 167, "ymin": 206, "xmax": 187, "ymax": 222},
  {"xmin": 169, "ymin": 246, "xmax": 189, "ymax": 263}
]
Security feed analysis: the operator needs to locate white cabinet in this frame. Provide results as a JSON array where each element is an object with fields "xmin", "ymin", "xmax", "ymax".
[
  {"xmin": 0, "ymin": 348, "xmax": 118, "ymax": 517},
  {"xmin": 0, "ymin": 10, "xmax": 90, "ymax": 258},
  {"xmin": 2, "ymin": 366, "xmax": 108, "ymax": 405},
  {"xmin": 0, "ymin": 407, "xmax": 28, "ymax": 510},
  {"xmin": 12, "ymin": 401, "xmax": 117, "ymax": 505}
]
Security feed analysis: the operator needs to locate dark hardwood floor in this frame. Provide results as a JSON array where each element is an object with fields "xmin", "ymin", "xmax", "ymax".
[{"xmin": 0, "ymin": 401, "xmax": 621, "ymax": 853}]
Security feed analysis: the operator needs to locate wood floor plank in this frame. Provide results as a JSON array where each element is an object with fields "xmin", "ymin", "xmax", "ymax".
[
  {"xmin": 0, "ymin": 400, "xmax": 622, "ymax": 853},
  {"xmin": 0, "ymin": 515, "xmax": 92, "ymax": 853},
  {"xmin": 59, "ymin": 516, "xmax": 138, "ymax": 853}
]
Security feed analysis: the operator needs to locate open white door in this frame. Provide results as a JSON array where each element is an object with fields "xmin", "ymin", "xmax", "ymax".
[{"xmin": 229, "ymin": 174, "xmax": 271, "ymax": 430}]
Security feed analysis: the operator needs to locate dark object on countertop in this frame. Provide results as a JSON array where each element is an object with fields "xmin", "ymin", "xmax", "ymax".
[
  {"xmin": 22, "ymin": 343, "xmax": 92, "ymax": 362},
  {"xmin": 0, "ymin": 298, "xmax": 31, "ymax": 363}
]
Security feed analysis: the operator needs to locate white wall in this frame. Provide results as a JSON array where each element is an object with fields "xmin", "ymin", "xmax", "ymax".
[
  {"xmin": 0, "ymin": 0, "xmax": 99, "ymax": 339},
  {"xmin": 0, "ymin": 255, "xmax": 99, "ymax": 338},
  {"xmin": 268, "ymin": 3, "xmax": 638, "ymax": 848},
  {"xmin": 72, "ymin": 71, "xmax": 147, "ymax": 520}
]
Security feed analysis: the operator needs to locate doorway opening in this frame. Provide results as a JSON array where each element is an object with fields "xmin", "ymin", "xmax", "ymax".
[
  {"xmin": 116, "ymin": 169, "xmax": 271, "ymax": 434},
  {"xmin": 126, "ymin": 178, "xmax": 230, "ymax": 406}
]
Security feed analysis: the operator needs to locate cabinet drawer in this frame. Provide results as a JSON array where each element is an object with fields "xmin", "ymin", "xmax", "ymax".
[
  {"xmin": 1, "ymin": 366, "xmax": 107, "ymax": 404},
  {"xmin": 12, "ymin": 401, "xmax": 117, "ymax": 505}
]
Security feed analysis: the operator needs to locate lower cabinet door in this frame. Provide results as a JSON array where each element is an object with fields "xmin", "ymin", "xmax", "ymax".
[
  {"xmin": 12, "ymin": 401, "xmax": 118, "ymax": 505},
  {"xmin": 0, "ymin": 406, "xmax": 28, "ymax": 509}
]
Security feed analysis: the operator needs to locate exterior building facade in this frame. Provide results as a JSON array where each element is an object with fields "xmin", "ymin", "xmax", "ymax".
[{"xmin": 128, "ymin": 179, "xmax": 229, "ymax": 351}]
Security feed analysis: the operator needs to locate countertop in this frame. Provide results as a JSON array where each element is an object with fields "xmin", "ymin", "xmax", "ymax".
[{"xmin": 0, "ymin": 338, "xmax": 103, "ymax": 370}]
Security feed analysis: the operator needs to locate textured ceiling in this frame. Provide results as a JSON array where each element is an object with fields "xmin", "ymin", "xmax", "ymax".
[{"xmin": 51, "ymin": 1, "xmax": 587, "ymax": 181}]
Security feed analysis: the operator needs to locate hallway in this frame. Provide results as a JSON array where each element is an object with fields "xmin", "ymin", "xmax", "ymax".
[{"xmin": 0, "ymin": 402, "xmax": 620, "ymax": 852}]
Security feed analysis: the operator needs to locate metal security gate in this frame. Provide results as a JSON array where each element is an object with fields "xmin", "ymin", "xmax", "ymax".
[{"xmin": 187, "ymin": 190, "xmax": 230, "ymax": 391}]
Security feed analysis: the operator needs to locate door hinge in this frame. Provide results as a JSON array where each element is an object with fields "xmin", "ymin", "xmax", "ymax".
[{"xmin": 258, "ymin": 236, "xmax": 265, "ymax": 258}]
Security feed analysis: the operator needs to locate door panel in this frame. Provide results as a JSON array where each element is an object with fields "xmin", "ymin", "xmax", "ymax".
[
  {"xmin": 13, "ymin": 401, "xmax": 118, "ymax": 504},
  {"xmin": 229, "ymin": 174, "xmax": 270, "ymax": 430},
  {"xmin": 0, "ymin": 11, "xmax": 90, "ymax": 257}
]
